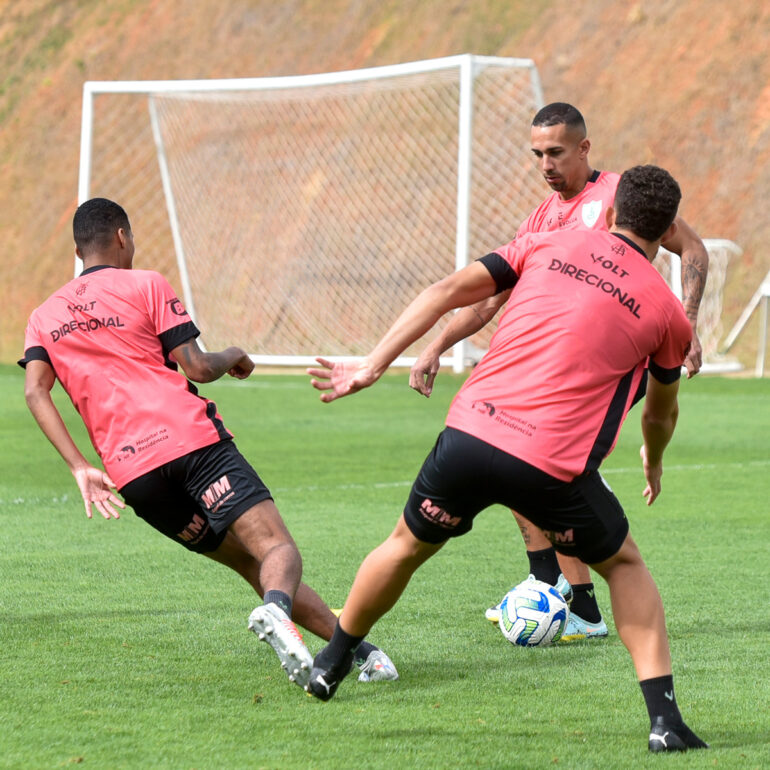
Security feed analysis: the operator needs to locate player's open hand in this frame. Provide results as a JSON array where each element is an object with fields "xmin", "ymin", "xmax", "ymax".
[
  {"xmin": 639, "ymin": 445, "xmax": 663, "ymax": 506},
  {"xmin": 409, "ymin": 350, "xmax": 441, "ymax": 397},
  {"xmin": 73, "ymin": 466, "xmax": 126, "ymax": 520},
  {"xmin": 307, "ymin": 357, "xmax": 377, "ymax": 402}
]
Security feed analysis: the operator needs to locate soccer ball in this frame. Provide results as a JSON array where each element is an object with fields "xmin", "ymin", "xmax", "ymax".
[{"xmin": 498, "ymin": 578, "xmax": 569, "ymax": 647}]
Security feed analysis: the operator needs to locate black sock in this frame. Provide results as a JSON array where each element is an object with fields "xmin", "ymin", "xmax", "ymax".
[
  {"xmin": 570, "ymin": 583, "xmax": 602, "ymax": 623},
  {"xmin": 317, "ymin": 621, "xmax": 364, "ymax": 670},
  {"xmin": 527, "ymin": 547, "xmax": 561, "ymax": 585},
  {"xmin": 353, "ymin": 640, "xmax": 377, "ymax": 666},
  {"xmin": 263, "ymin": 590, "xmax": 292, "ymax": 617},
  {"xmin": 640, "ymin": 675, "xmax": 683, "ymax": 726}
]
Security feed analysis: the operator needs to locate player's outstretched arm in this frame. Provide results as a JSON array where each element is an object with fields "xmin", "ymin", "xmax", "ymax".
[
  {"xmin": 409, "ymin": 290, "xmax": 511, "ymax": 397},
  {"xmin": 310, "ymin": 261, "xmax": 498, "ymax": 403},
  {"xmin": 661, "ymin": 216, "xmax": 708, "ymax": 377},
  {"xmin": 639, "ymin": 375, "xmax": 680, "ymax": 506},
  {"xmin": 171, "ymin": 338, "xmax": 254, "ymax": 382},
  {"xmin": 24, "ymin": 360, "xmax": 125, "ymax": 519}
]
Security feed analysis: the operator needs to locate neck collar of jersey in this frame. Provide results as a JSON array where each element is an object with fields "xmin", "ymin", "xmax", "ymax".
[
  {"xmin": 80, "ymin": 264, "xmax": 118, "ymax": 276},
  {"xmin": 610, "ymin": 232, "xmax": 648, "ymax": 260},
  {"xmin": 588, "ymin": 169, "xmax": 600, "ymax": 183}
]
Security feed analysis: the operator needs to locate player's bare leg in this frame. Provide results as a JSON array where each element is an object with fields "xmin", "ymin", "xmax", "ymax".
[
  {"xmin": 306, "ymin": 515, "xmax": 443, "ymax": 700},
  {"xmin": 218, "ymin": 499, "xmax": 313, "ymax": 688},
  {"xmin": 590, "ymin": 534, "xmax": 669, "ymax": 679},
  {"xmin": 514, "ymin": 509, "xmax": 590, "ymax": 583},
  {"xmin": 339, "ymin": 515, "xmax": 444, "ymax": 636},
  {"xmin": 513, "ymin": 509, "xmax": 552, "ymax": 550},
  {"xmin": 227, "ymin": 498, "xmax": 303, "ymax": 597},
  {"xmin": 590, "ymin": 533, "xmax": 707, "ymax": 752},
  {"xmin": 208, "ymin": 520, "xmax": 399, "ymax": 684},
  {"xmin": 206, "ymin": 530, "xmax": 335, "ymax": 639}
]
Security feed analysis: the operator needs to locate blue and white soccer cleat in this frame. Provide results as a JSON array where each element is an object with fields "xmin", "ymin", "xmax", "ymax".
[
  {"xmin": 558, "ymin": 610, "xmax": 608, "ymax": 642},
  {"xmin": 485, "ymin": 573, "xmax": 573, "ymax": 624}
]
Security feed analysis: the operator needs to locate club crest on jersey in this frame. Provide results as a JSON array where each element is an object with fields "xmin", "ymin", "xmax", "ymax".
[{"xmin": 581, "ymin": 200, "xmax": 602, "ymax": 228}]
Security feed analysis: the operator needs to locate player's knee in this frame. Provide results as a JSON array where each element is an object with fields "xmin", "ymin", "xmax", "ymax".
[
  {"xmin": 591, "ymin": 533, "xmax": 645, "ymax": 576},
  {"xmin": 232, "ymin": 499, "xmax": 294, "ymax": 540},
  {"xmin": 262, "ymin": 539, "xmax": 302, "ymax": 570}
]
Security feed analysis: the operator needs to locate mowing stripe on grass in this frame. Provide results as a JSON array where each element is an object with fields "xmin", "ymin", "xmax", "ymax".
[{"xmin": 4, "ymin": 458, "xmax": 768, "ymax": 506}]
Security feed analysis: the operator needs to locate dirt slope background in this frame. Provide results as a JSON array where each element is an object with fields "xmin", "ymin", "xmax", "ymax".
[{"xmin": 2, "ymin": 0, "xmax": 769, "ymax": 368}]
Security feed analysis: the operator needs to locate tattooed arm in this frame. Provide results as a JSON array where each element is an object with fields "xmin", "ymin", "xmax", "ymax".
[
  {"xmin": 409, "ymin": 290, "xmax": 511, "ymax": 396},
  {"xmin": 660, "ymin": 215, "xmax": 709, "ymax": 377}
]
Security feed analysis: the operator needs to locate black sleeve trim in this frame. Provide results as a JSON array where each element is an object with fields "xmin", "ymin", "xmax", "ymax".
[
  {"xmin": 648, "ymin": 358, "xmax": 682, "ymax": 385},
  {"xmin": 159, "ymin": 321, "xmax": 200, "ymax": 356},
  {"xmin": 631, "ymin": 367, "xmax": 648, "ymax": 407},
  {"xmin": 477, "ymin": 252, "xmax": 519, "ymax": 294},
  {"xmin": 17, "ymin": 346, "xmax": 51, "ymax": 369}
]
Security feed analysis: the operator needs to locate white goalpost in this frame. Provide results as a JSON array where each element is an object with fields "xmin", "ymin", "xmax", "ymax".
[
  {"xmin": 78, "ymin": 55, "xmax": 545, "ymax": 371},
  {"xmin": 720, "ymin": 268, "xmax": 770, "ymax": 376}
]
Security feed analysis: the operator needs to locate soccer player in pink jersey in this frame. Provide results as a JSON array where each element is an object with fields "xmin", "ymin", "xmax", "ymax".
[
  {"xmin": 19, "ymin": 198, "xmax": 397, "ymax": 690},
  {"xmin": 304, "ymin": 165, "xmax": 708, "ymax": 752},
  {"xmin": 410, "ymin": 103, "xmax": 710, "ymax": 641}
]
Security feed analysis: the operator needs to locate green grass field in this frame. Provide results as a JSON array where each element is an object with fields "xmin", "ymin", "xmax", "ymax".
[{"xmin": 1, "ymin": 363, "xmax": 768, "ymax": 769}]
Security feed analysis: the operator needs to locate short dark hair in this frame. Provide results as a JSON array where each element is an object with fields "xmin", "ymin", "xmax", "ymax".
[
  {"xmin": 73, "ymin": 198, "xmax": 130, "ymax": 254},
  {"xmin": 532, "ymin": 102, "xmax": 586, "ymax": 137},
  {"xmin": 613, "ymin": 165, "xmax": 681, "ymax": 241}
]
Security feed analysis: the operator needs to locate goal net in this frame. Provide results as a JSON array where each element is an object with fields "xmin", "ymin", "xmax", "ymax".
[{"xmin": 78, "ymin": 55, "xmax": 545, "ymax": 370}]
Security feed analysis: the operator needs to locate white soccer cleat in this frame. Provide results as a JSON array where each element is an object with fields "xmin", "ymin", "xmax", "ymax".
[
  {"xmin": 357, "ymin": 649, "xmax": 399, "ymax": 682},
  {"xmin": 248, "ymin": 602, "xmax": 314, "ymax": 690}
]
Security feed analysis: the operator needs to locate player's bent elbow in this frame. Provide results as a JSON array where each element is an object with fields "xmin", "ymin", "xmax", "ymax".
[
  {"xmin": 24, "ymin": 383, "xmax": 50, "ymax": 410},
  {"xmin": 175, "ymin": 349, "xmax": 222, "ymax": 383},
  {"xmin": 641, "ymin": 406, "xmax": 678, "ymax": 436},
  {"xmin": 185, "ymin": 363, "xmax": 218, "ymax": 383}
]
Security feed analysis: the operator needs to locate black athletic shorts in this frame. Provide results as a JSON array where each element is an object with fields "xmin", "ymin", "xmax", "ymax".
[
  {"xmin": 403, "ymin": 427, "xmax": 629, "ymax": 564},
  {"xmin": 119, "ymin": 439, "xmax": 273, "ymax": 554}
]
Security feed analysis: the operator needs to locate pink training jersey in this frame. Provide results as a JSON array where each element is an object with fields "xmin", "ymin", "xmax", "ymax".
[
  {"xmin": 445, "ymin": 229, "xmax": 692, "ymax": 481},
  {"xmin": 516, "ymin": 170, "xmax": 620, "ymax": 238},
  {"xmin": 20, "ymin": 266, "xmax": 231, "ymax": 488}
]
